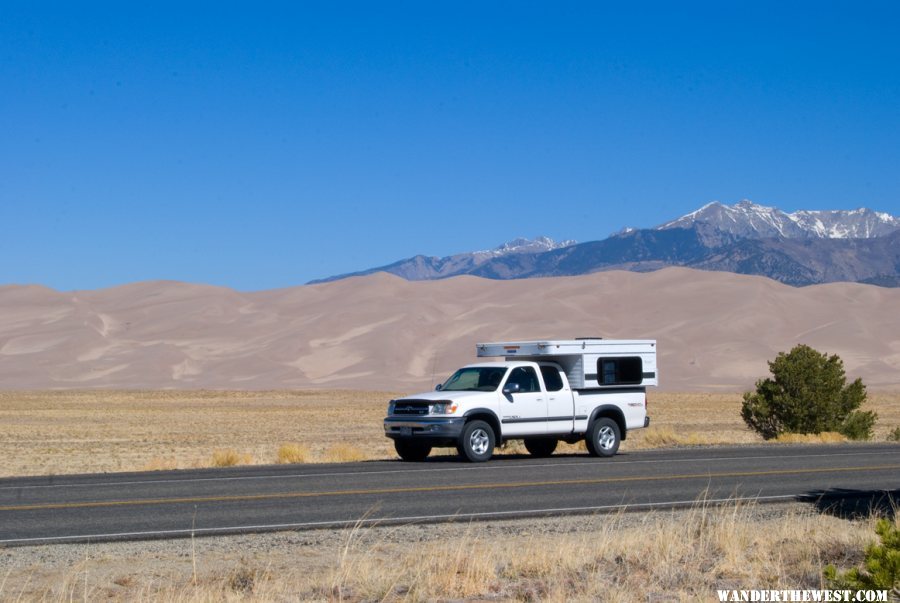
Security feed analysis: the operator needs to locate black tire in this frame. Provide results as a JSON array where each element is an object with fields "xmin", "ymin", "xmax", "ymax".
[
  {"xmin": 585, "ymin": 417, "xmax": 621, "ymax": 457},
  {"xmin": 457, "ymin": 420, "xmax": 495, "ymax": 462},
  {"xmin": 394, "ymin": 439, "xmax": 432, "ymax": 462},
  {"xmin": 523, "ymin": 438, "xmax": 558, "ymax": 457}
]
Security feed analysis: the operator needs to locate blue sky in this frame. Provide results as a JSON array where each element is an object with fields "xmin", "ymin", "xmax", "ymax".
[{"xmin": 2, "ymin": 2, "xmax": 899, "ymax": 290}]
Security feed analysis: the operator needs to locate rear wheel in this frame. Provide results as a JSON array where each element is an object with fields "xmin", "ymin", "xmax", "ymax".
[
  {"xmin": 523, "ymin": 438, "xmax": 558, "ymax": 457},
  {"xmin": 457, "ymin": 420, "xmax": 495, "ymax": 462},
  {"xmin": 585, "ymin": 417, "xmax": 621, "ymax": 457},
  {"xmin": 394, "ymin": 439, "xmax": 432, "ymax": 462}
]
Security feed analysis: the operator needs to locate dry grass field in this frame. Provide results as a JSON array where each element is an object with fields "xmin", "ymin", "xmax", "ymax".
[
  {"xmin": 1, "ymin": 390, "xmax": 898, "ymax": 477},
  {"xmin": 2, "ymin": 390, "xmax": 898, "ymax": 601},
  {"xmin": 2, "ymin": 499, "xmax": 895, "ymax": 602}
]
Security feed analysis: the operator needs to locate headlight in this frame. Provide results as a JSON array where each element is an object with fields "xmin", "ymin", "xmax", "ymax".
[
  {"xmin": 387, "ymin": 401, "xmax": 395, "ymax": 415},
  {"xmin": 430, "ymin": 401, "xmax": 458, "ymax": 415}
]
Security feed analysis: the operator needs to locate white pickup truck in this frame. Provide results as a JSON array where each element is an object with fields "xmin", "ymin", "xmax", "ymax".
[{"xmin": 384, "ymin": 338, "xmax": 656, "ymax": 462}]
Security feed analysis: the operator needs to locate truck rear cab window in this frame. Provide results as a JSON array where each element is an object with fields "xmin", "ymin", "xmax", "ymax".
[
  {"xmin": 539, "ymin": 366, "xmax": 564, "ymax": 391},
  {"xmin": 597, "ymin": 357, "xmax": 643, "ymax": 385}
]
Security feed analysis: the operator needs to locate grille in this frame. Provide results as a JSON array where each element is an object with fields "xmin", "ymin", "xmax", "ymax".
[{"xmin": 392, "ymin": 401, "xmax": 430, "ymax": 416}]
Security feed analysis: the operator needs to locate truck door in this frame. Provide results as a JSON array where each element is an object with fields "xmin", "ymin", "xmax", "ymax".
[
  {"xmin": 540, "ymin": 365, "xmax": 575, "ymax": 434},
  {"xmin": 499, "ymin": 366, "xmax": 547, "ymax": 436}
]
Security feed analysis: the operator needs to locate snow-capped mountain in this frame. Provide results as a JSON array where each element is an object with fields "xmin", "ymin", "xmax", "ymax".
[
  {"xmin": 790, "ymin": 207, "xmax": 900, "ymax": 239},
  {"xmin": 474, "ymin": 236, "xmax": 577, "ymax": 257},
  {"xmin": 312, "ymin": 201, "xmax": 900, "ymax": 287},
  {"xmin": 657, "ymin": 200, "xmax": 900, "ymax": 240}
]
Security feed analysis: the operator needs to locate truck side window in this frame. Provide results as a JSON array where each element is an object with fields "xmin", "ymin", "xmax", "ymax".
[
  {"xmin": 597, "ymin": 357, "xmax": 643, "ymax": 385},
  {"xmin": 539, "ymin": 366, "xmax": 564, "ymax": 391},
  {"xmin": 506, "ymin": 367, "xmax": 540, "ymax": 393}
]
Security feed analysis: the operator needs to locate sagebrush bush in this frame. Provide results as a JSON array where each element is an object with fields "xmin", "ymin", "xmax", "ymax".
[{"xmin": 741, "ymin": 344, "xmax": 876, "ymax": 440}]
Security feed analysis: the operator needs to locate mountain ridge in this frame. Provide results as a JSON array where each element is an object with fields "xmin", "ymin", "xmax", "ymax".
[
  {"xmin": 312, "ymin": 200, "xmax": 900, "ymax": 286},
  {"xmin": 657, "ymin": 200, "xmax": 900, "ymax": 240},
  {"xmin": 309, "ymin": 235, "xmax": 577, "ymax": 283}
]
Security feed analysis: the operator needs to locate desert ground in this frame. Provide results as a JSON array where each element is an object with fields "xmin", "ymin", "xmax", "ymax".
[
  {"xmin": 2, "ymin": 389, "xmax": 898, "ymax": 601},
  {"xmin": 1, "ymin": 389, "xmax": 898, "ymax": 477}
]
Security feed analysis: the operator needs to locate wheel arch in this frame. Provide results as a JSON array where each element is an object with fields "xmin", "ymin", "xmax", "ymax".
[
  {"xmin": 588, "ymin": 405, "xmax": 628, "ymax": 440},
  {"xmin": 462, "ymin": 408, "xmax": 502, "ymax": 441}
]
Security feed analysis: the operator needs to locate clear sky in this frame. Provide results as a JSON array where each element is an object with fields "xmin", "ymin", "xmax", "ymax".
[{"xmin": 2, "ymin": 2, "xmax": 899, "ymax": 291}]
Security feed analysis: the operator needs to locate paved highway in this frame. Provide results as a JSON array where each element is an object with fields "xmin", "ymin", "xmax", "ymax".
[{"xmin": 1, "ymin": 444, "xmax": 898, "ymax": 546}]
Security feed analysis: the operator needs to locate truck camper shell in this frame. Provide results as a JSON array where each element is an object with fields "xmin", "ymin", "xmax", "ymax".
[{"xmin": 476, "ymin": 338, "xmax": 657, "ymax": 389}]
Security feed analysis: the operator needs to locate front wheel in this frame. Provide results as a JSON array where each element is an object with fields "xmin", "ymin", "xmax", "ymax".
[
  {"xmin": 457, "ymin": 420, "xmax": 495, "ymax": 462},
  {"xmin": 585, "ymin": 417, "xmax": 621, "ymax": 457},
  {"xmin": 394, "ymin": 439, "xmax": 432, "ymax": 462}
]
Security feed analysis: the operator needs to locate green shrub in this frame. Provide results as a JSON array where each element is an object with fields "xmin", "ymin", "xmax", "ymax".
[
  {"xmin": 824, "ymin": 518, "xmax": 900, "ymax": 595},
  {"xmin": 741, "ymin": 344, "xmax": 876, "ymax": 440},
  {"xmin": 888, "ymin": 427, "xmax": 900, "ymax": 442},
  {"xmin": 840, "ymin": 409, "xmax": 879, "ymax": 441}
]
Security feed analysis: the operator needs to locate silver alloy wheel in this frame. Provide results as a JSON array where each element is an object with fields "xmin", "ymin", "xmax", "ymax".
[
  {"xmin": 597, "ymin": 425, "xmax": 616, "ymax": 450},
  {"xmin": 469, "ymin": 428, "xmax": 490, "ymax": 455}
]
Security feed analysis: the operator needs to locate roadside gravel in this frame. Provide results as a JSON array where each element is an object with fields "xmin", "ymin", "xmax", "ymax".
[{"xmin": 2, "ymin": 501, "xmax": 807, "ymax": 600}]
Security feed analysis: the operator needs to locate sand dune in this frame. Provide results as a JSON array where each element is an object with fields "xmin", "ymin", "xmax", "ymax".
[{"xmin": 0, "ymin": 268, "xmax": 897, "ymax": 391}]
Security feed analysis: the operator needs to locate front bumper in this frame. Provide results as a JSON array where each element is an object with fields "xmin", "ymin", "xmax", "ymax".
[{"xmin": 384, "ymin": 416, "xmax": 466, "ymax": 442}]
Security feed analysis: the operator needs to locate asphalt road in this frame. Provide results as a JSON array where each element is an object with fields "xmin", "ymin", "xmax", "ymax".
[{"xmin": 1, "ymin": 444, "xmax": 898, "ymax": 546}]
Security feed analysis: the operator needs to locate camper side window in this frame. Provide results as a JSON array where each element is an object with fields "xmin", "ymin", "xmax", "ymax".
[{"xmin": 596, "ymin": 357, "xmax": 643, "ymax": 385}]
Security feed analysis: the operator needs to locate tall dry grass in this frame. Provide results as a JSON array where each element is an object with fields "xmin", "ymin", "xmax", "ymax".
[
  {"xmin": 321, "ymin": 443, "xmax": 367, "ymax": 463},
  {"xmin": 210, "ymin": 449, "xmax": 254, "ymax": 467},
  {"xmin": 275, "ymin": 442, "xmax": 310, "ymax": 464},
  {"xmin": 0, "ymin": 390, "xmax": 896, "ymax": 477},
  {"xmin": 2, "ymin": 499, "xmax": 892, "ymax": 602},
  {"xmin": 775, "ymin": 431, "xmax": 848, "ymax": 444}
]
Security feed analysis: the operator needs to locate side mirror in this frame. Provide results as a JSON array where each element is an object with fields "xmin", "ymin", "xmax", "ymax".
[
  {"xmin": 503, "ymin": 382, "xmax": 520, "ymax": 395},
  {"xmin": 435, "ymin": 384, "xmax": 443, "ymax": 391}
]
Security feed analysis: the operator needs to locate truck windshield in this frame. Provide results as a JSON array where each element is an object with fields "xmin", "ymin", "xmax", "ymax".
[{"xmin": 440, "ymin": 367, "xmax": 508, "ymax": 392}]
